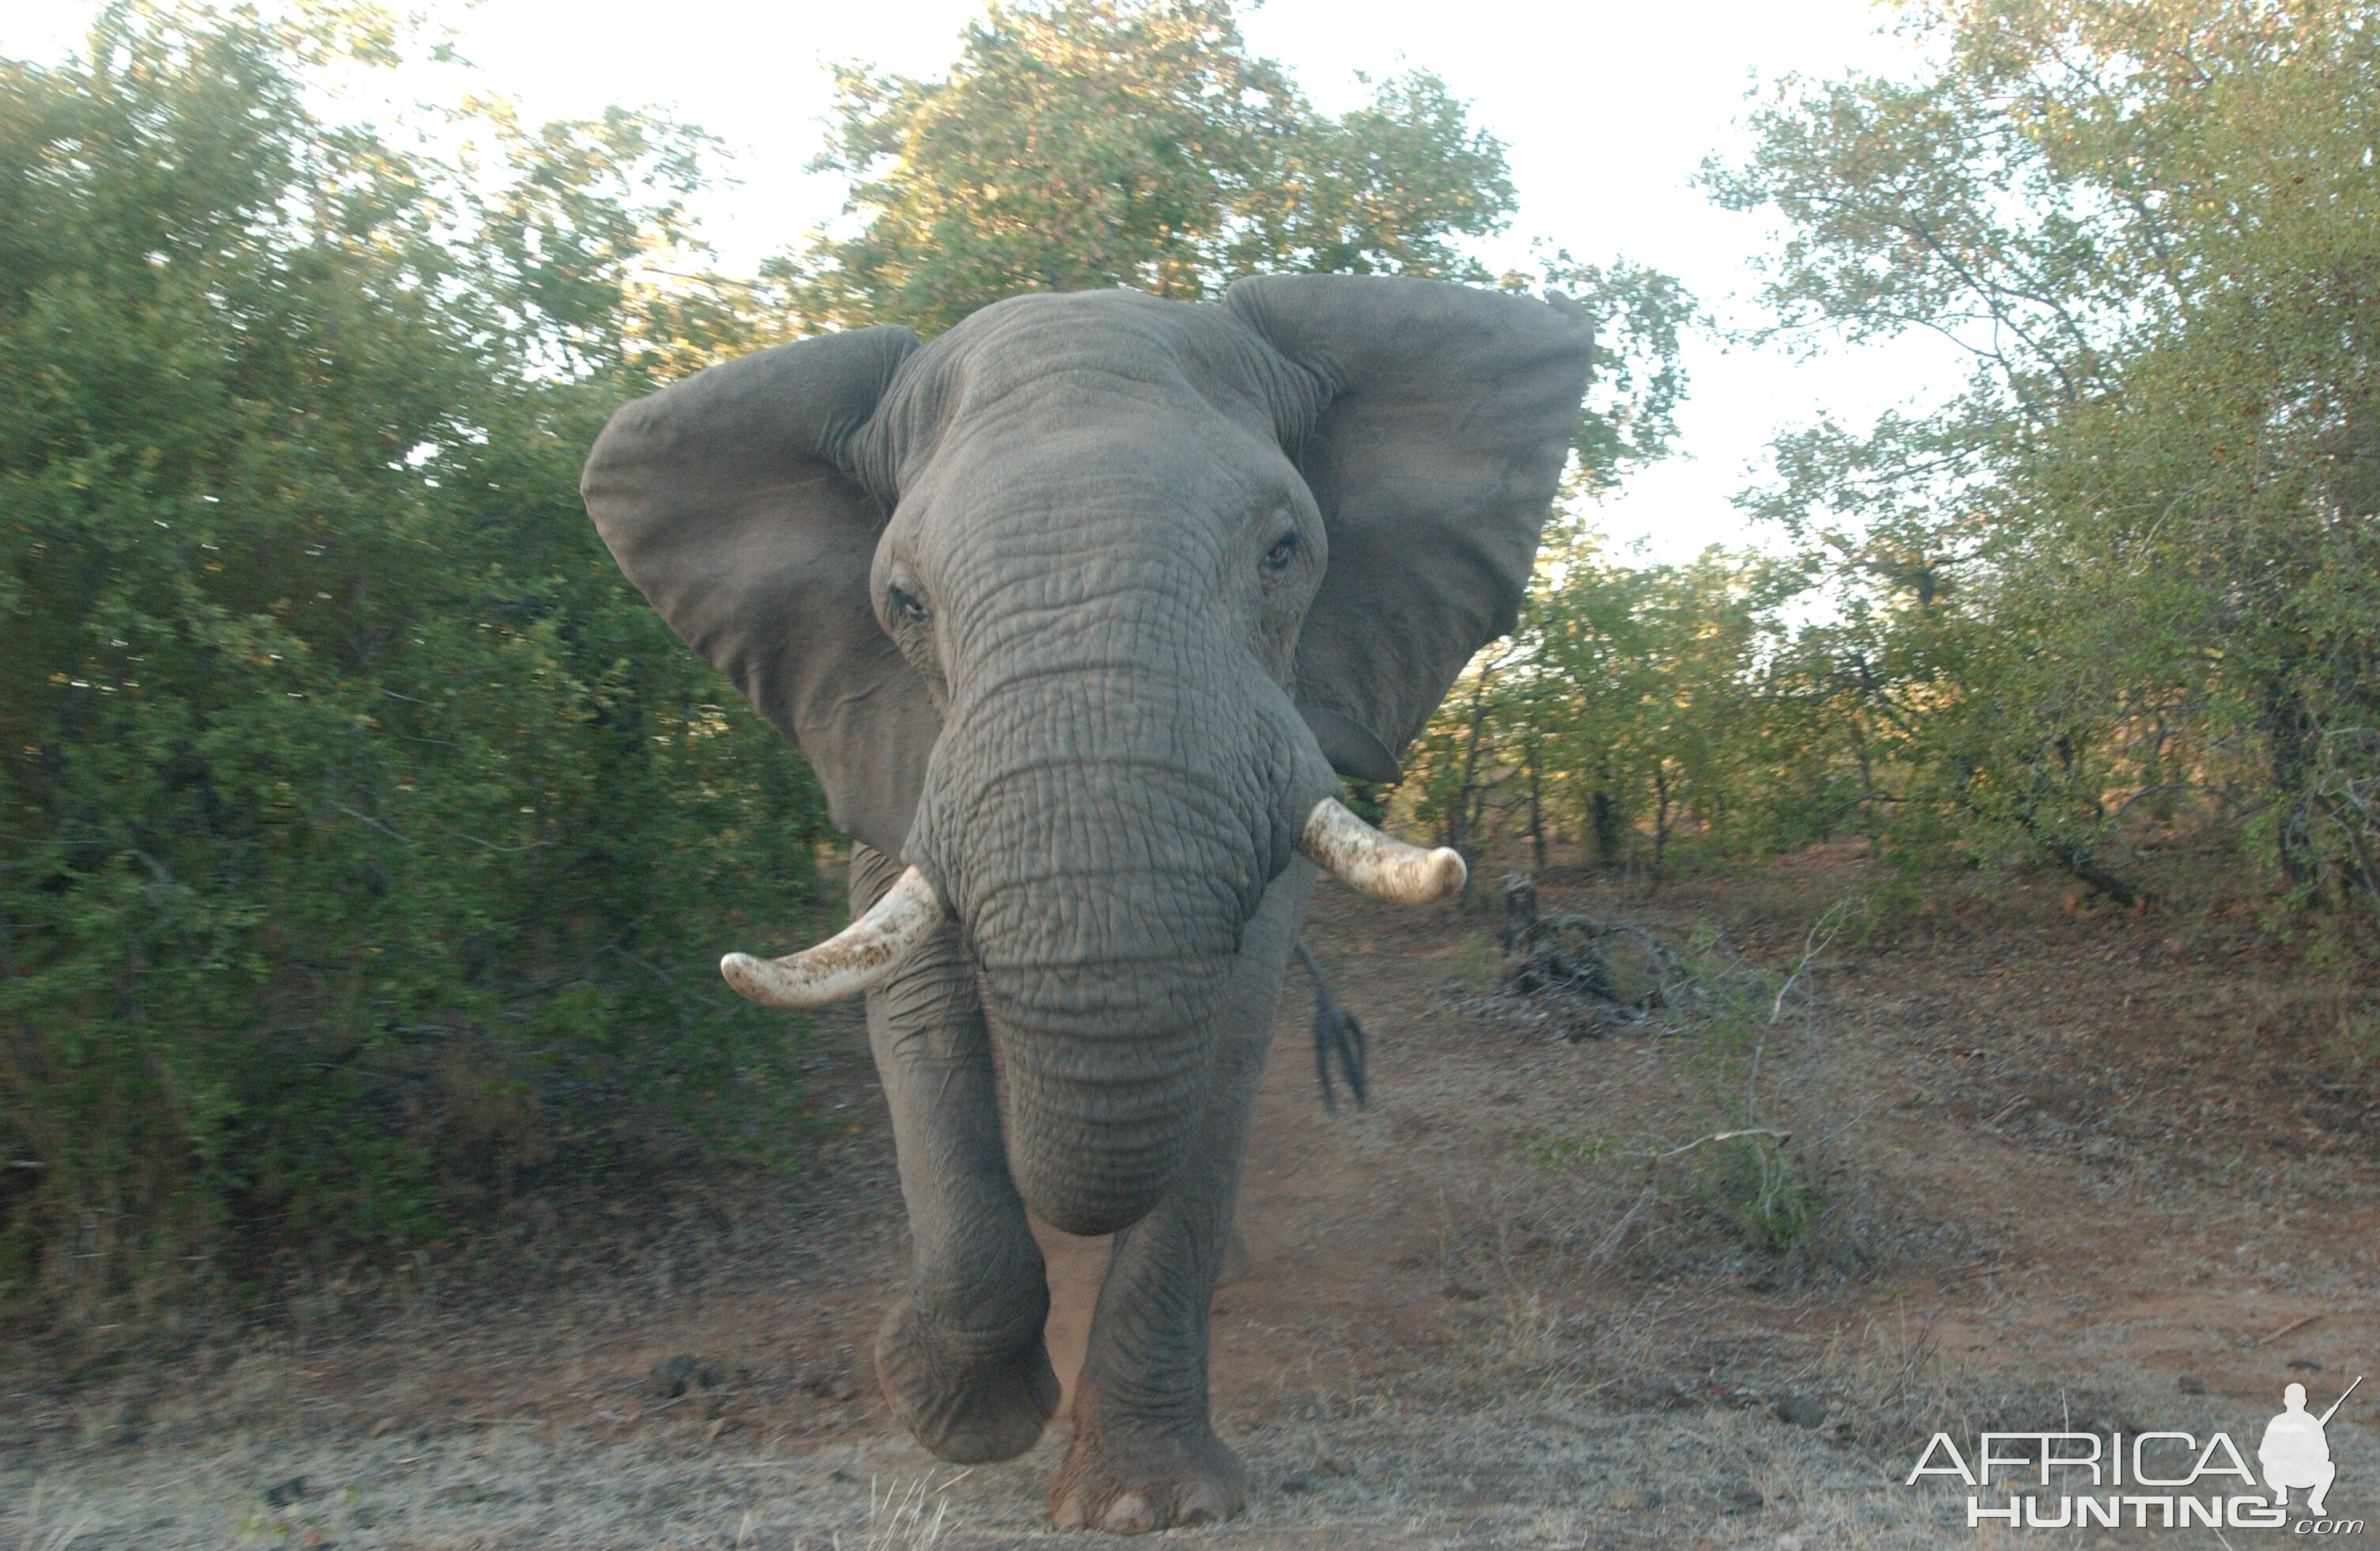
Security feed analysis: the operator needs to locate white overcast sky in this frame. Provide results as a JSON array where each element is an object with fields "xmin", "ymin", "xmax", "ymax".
[{"xmin": 3, "ymin": 0, "xmax": 1967, "ymax": 560}]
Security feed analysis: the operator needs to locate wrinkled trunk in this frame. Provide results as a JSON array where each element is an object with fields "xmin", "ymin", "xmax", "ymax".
[{"xmin": 905, "ymin": 662, "xmax": 1317, "ymax": 1236}]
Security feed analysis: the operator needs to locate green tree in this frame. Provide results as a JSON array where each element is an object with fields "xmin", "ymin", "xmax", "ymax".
[
  {"xmin": 1707, "ymin": 0, "xmax": 2380, "ymax": 920},
  {"xmin": 774, "ymin": 0, "xmax": 1513, "ymax": 334},
  {"xmin": 1404, "ymin": 531, "xmax": 1812, "ymax": 882},
  {"xmin": 774, "ymin": 2, "xmax": 1692, "ymax": 490},
  {"xmin": 1, "ymin": 3, "xmax": 834, "ymax": 1331}
]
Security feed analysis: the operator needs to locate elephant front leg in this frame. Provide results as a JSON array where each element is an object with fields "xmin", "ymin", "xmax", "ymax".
[
  {"xmin": 1048, "ymin": 867, "xmax": 1313, "ymax": 1532},
  {"xmin": 855, "ymin": 845, "xmax": 1059, "ymax": 1464}
]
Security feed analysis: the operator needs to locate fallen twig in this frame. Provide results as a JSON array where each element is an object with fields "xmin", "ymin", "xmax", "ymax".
[
  {"xmin": 1626, "ymin": 1128, "xmax": 1791, "ymax": 1161},
  {"xmin": 2261, "ymin": 1311, "xmax": 2323, "ymax": 1346},
  {"xmin": 1586, "ymin": 1185, "xmax": 1658, "ymax": 1265},
  {"xmin": 1983, "ymin": 1096, "xmax": 2030, "ymax": 1128},
  {"xmin": 1950, "ymin": 1261, "xmax": 2017, "ymax": 1281},
  {"xmin": 1770, "ymin": 903, "xmax": 1851, "ymax": 1024}
]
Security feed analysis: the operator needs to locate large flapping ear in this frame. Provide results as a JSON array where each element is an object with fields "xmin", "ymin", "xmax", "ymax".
[
  {"xmin": 581, "ymin": 327, "xmax": 935, "ymax": 859},
  {"xmin": 1226, "ymin": 275, "xmax": 1594, "ymax": 782}
]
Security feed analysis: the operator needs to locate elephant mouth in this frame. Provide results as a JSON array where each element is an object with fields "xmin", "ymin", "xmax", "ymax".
[{"xmin": 715, "ymin": 797, "xmax": 1462, "ymax": 1009}]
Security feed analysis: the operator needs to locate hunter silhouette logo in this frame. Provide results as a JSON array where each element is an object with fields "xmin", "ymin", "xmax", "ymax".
[
  {"xmin": 1906, "ymin": 1374, "xmax": 2364, "ymax": 1531},
  {"xmin": 2263, "ymin": 1375, "xmax": 2358, "ymax": 1519}
]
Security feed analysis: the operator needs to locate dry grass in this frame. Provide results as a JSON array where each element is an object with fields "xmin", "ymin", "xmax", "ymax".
[
  {"xmin": 842, "ymin": 1474, "xmax": 958, "ymax": 1550},
  {"xmin": 8, "ymin": 1357, "xmax": 2370, "ymax": 1549},
  {"xmin": 0, "ymin": 1396, "xmax": 1941, "ymax": 1549},
  {"xmin": 5, "ymin": 1482, "xmax": 97, "ymax": 1551}
]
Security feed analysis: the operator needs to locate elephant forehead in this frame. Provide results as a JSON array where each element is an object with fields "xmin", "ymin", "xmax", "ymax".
[
  {"xmin": 915, "ymin": 412, "xmax": 1287, "ymax": 532},
  {"xmin": 888, "ymin": 392, "xmax": 1311, "ymax": 598},
  {"xmin": 855, "ymin": 290, "xmax": 1312, "ymax": 498}
]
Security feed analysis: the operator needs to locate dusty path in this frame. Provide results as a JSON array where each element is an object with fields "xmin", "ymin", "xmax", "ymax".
[{"xmin": 5, "ymin": 855, "xmax": 2376, "ymax": 1548}]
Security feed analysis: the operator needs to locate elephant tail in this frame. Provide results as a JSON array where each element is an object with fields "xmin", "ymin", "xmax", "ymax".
[{"xmin": 1294, "ymin": 941, "xmax": 1368, "ymax": 1113}]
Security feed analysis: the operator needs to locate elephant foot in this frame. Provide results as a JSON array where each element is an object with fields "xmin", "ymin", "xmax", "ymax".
[
  {"xmin": 875, "ymin": 1300, "xmax": 1059, "ymax": 1464},
  {"xmin": 1047, "ymin": 1396, "xmax": 1248, "ymax": 1533}
]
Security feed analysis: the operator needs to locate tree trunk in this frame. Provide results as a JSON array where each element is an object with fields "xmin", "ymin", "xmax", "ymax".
[
  {"xmin": 1446, "ymin": 670, "xmax": 1494, "ymax": 866},
  {"xmin": 1651, "ymin": 762, "xmax": 1672, "ymax": 884},
  {"xmin": 1525, "ymin": 740, "xmax": 1545, "ymax": 873},
  {"xmin": 1590, "ymin": 757, "xmax": 1620, "ymax": 870}
]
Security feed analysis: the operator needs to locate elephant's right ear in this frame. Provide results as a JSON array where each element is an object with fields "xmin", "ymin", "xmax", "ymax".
[
  {"xmin": 1226, "ymin": 275, "xmax": 1592, "ymax": 783},
  {"xmin": 581, "ymin": 327, "xmax": 935, "ymax": 859}
]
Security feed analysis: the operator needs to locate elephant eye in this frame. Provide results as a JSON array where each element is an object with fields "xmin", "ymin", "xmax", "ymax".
[
  {"xmin": 1262, "ymin": 534, "xmax": 1300, "ymax": 572},
  {"xmin": 888, "ymin": 586, "xmax": 930, "ymax": 625}
]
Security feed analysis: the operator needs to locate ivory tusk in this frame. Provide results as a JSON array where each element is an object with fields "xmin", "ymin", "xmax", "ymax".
[
  {"xmin": 720, "ymin": 865, "xmax": 942, "ymax": 1006},
  {"xmin": 1297, "ymin": 797, "xmax": 1467, "ymax": 904}
]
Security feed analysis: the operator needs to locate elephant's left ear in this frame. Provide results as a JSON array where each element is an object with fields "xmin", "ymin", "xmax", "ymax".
[
  {"xmin": 1226, "ymin": 274, "xmax": 1593, "ymax": 782},
  {"xmin": 580, "ymin": 327, "xmax": 938, "ymax": 859}
]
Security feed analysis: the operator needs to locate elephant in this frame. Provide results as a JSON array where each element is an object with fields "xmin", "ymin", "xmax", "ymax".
[{"xmin": 580, "ymin": 274, "xmax": 1593, "ymax": 1532}]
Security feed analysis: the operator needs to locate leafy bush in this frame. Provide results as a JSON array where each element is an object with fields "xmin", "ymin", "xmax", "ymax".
[
  {"xmin": 1713, "ymin": 0, "xmax": 2380, "ymax": 920},
  {"xmin": 1419, "ymin": 2, "xmax": 2380, "ymax": 954},
  {"xmin": 1515, "ymin": 912, "xmax": 1853, "ymax": 1267},
  {"xmin": 0, "ymin": 6, "xmax": 836, "ymax": 1330}
]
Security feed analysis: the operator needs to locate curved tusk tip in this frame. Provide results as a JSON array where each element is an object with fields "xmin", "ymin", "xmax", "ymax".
[
  {"xmin": 719, "ymin": 952, "xmax": 764, "ymax": 996},
  {"xmin": 716, "ymin": 866, "xmax": 941, "ymax": 1008},
  {"xmin": 1427, "ymin": 848, "xmax": 1468, "ymax": 898}
]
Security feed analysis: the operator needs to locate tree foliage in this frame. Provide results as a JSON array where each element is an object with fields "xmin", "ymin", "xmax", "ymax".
[
  {"xmin": 1715, "ymin": 0, "xmax": 2380, "ymax": 916},
  {"xmin": 0, "ymin": 3, "xmax": 837, "ymax": 1329},
  {"xmin": 1431, "ymin": 0, "xmax": 2380, "ymax": 942},
  {"xmin": 774, "ymin": 0, "xmax": 1513, "ymax": 333},
  {"xmin": 1404, "ymin": 533, "xmax": 1819, "ymax": 881},
  {"xmin": 774, "ymin": 0, "xmax": 1692, "ymax": 491}
]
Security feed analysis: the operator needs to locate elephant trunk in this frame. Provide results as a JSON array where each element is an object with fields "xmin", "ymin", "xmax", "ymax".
[{"xmin": 905, "ymin": 665, "xmax": 1310, "ymax": 1236}]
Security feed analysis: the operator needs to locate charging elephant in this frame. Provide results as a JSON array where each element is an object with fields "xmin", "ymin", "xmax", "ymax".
[{"xmin": 581, "ymin": 275, "xmax": 1593, "ymax": 1532}]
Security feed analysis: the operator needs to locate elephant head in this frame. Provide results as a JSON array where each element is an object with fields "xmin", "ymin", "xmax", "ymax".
[{"xmin": 582, "ymin": 275, "xmax": 1591, "ymax": 1235}]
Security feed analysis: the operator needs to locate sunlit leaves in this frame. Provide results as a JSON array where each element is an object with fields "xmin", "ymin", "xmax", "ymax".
[
  {"xmin": 770, "ymin": 0, "xmax": 1516, "ymax": 333},
  {"xmin": 1537, "ymin": 254, "xmax": 1697, "ymax": 494},
  {"xmin": 1405, "ymin": 534, "xmax": 1821, "ymax": 878},
  {"xmin": 1704, "ymin": 0, "xmax": 2380, "ymax": 917}
]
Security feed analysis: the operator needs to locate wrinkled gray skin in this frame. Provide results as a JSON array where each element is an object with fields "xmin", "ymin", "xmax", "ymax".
[{"xmin": 582, "ymin": 275, "xmax": 1591, "ymax": 1532}]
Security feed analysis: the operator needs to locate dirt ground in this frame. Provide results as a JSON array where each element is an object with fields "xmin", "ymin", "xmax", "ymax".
[{"xmin": 5, "ymin": 849, "xmax": 2376, "ymax": 1549}]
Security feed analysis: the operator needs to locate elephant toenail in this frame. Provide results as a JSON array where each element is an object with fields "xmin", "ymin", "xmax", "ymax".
[
  {"xmin": 1177, "ymin": 1484, "xmax": 1226, "ymax": 1524},
  {"xmin": 1101, "ymin": 1492, "xmax": 1157, "ymax": 1532}
]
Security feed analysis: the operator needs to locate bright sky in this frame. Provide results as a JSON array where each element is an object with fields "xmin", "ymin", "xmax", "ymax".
[{"xmin": 3, "ymin": 0, "xmax": 1969, "ymax": 561}]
